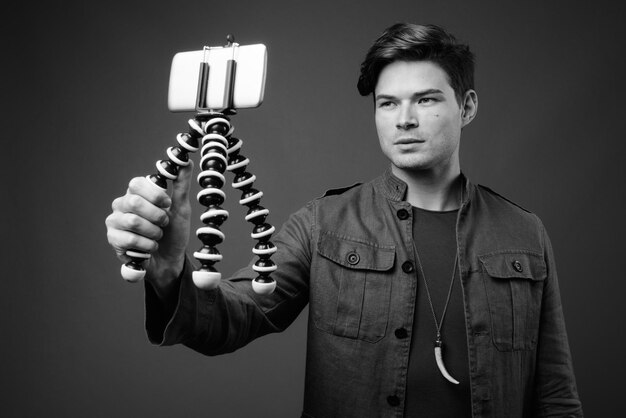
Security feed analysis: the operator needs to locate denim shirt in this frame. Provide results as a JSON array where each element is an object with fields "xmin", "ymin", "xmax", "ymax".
[{"xmin": 146, "ymin": 169, "xmax": 583, "ymax": 418}]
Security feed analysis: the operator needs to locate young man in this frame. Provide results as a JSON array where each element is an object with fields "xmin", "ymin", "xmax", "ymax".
[{"xmin": 106, "ymin": 23, "xmax": 583, "ymax": 417}]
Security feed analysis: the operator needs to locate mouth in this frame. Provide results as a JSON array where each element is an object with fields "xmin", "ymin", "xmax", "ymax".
[{"xmin": 395, "ymin": 138, "xmax": 425, "ymax": 145}]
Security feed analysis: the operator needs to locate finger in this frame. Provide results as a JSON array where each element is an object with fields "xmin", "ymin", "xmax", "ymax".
[
  {"xmin": 171, "ymin": 159, "xmax": 194, "ymax": 205},
  {"xmin": 115, "ymin": 192, "xmax": 169, "ymax": 227},
  {"xmin": 107, "ymin": 228, "xmax": 159, "ymax": 254},
  {"xmin": 127, "ymin": 176, "xmax": 172, "ymax": 209},
  {"xmin": 107, "ymin": 211, "xmax": 163, "ymax": 241}
]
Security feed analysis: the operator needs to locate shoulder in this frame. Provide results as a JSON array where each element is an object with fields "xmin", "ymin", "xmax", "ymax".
[
  {"xmin": 310, "ymin": 181, "xmax": 369, "ymax": 215},
  {"xmin": 313, "ymin": 177, "xmax": 383, "ymax": 208},
  {"xmin": 475, "ymin": 183, "xmax": 534, "ymax": 215},
  {"xmin": 472, "ymin": 183, "xmax": 544, "ymax": 233},
  {"xmin": 320, "ymin": 182, "xmax": 363, "ymax": 198},
  {"xmin": 307, "ymin": 179, "xmax": 380, "ymax": 223},
  {"xmin": 284, "ymin": 182, "xmax": 368, "ymax": 227},
  {"xmin": 470, "ymin": 183, "xmax": 551, "ymax": 256}
]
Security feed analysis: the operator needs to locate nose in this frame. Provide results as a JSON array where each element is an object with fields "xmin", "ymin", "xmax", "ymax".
[{"xmin": 396, "ymin": 103, "xmax": 418, "ymax": 130}]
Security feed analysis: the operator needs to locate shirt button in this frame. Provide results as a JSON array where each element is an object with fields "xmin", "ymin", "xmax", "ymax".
[
  {"xmin": 387, "ymin": 395, "xmax": 400, "ymax": 406},
  {"xmin": 394, "ymin": 328, "xmax": 408, "ymax": 339},
  {"xmin": 402, "ymin": 261, "xmax": 414, "ymax": 273},
  {"xmin": 346, "ymin": 252, "xmax": 360, "ymax": 265},
  {"xmin": 512, "ymin": 260, "xmax": 523, "ymax": 272},
  {"xmin": 396, "ymin": 209, "xmax": 410, "ymax": 220}
]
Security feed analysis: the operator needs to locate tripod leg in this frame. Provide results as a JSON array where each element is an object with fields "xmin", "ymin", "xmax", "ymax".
[
  {"xmin": 120, "ymin": 119, "xmax": 202, "ymax": 282},
  {"xmin": 192, "ymin": 115, "xmax": 231, "ymax": 290},
  {"xmin": 227, "ymin": 136, "xmax": 277, "ymax": 295}
]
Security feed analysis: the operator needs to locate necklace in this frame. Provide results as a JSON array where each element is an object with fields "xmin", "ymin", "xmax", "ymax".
[{"xmin": 414, "ymin": 240, "xmax": 460, "ymax": 385}]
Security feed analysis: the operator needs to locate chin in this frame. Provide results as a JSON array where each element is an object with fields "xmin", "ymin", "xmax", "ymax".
[{"xmin": 391, "ymin": 157, "xmax": 433, "ymax": 172}]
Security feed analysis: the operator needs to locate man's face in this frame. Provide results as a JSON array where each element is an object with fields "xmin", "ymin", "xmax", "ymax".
[{"xmin": 374, "ymin": 60, "xmax": 474, "ymax": 176}]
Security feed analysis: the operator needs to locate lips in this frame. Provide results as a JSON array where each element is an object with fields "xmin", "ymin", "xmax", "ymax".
[{"xmin": 395, "ymin": 138, "xmax": 425, "ymax": 145}]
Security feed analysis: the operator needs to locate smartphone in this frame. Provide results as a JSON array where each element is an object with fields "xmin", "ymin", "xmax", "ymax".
[{"xmin": 168, "ymin": 43, "xmax": 267, "ymax": 112}]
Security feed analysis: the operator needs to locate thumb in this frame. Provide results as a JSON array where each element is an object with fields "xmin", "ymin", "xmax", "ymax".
[{"xmin": 171, "ymin": 159, "xmax": 194, "ymax": 205}]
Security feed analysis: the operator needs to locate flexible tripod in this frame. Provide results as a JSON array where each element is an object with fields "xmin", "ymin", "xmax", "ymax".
[{"xmin": 120, "ymin": 37, "xmax": 277, "ymax": 295}]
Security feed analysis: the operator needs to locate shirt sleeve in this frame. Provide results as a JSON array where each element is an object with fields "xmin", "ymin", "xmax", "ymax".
[
  {"xmin": 533, "ymin": 217, "xmax": 584, "ymax": 417},
  {"xmin": 144, "ymin": 201, "xmax": 315, "ymax": 356}
]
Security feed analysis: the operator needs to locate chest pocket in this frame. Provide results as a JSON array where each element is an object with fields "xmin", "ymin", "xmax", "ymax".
[
  {"xmin": 312, "ymin": 231, "xmax": 395, "ymax": 343},
  {"xmin": 479, "ymin": 251, "xmax": 547, "ymax": 351}
]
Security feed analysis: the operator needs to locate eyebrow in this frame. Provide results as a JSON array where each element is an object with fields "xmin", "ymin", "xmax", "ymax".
[{"xmin": 375, "ymin": 89, "xmax": 444, "ymax": 101}]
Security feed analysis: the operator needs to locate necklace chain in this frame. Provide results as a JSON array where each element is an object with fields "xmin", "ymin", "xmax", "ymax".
[{"xmin": 414, "ymin": 250, "xmax": 458, "ymax": 342}]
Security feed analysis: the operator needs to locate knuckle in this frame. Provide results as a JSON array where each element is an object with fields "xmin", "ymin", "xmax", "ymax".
[
  {"xmin": 125, "ymin": 213, "xmax": 143, "ymax": 230},
  {"xmin": 126, "ymin": 194, "xmax": 143, "ymax": 212}
]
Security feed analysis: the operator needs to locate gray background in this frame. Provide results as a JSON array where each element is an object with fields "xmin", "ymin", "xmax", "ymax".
[{"xmin": 3, "ymin": 0, "xmax": 625, "ymax": 416}]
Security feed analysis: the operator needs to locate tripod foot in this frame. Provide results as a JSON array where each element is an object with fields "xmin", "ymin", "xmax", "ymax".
[
  {"xmin": 121, "ymin": 263, "xmax": 146, "ymax": 282},
  {"xmin": 192, "ymin": 270, "xmax": 222, "ymax": 290},
  {"xmin": 252, "ymin": 279, "xmax": 276, "ymax": 295}
]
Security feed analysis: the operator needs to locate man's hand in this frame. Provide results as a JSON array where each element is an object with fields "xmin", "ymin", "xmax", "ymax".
[{"xmin": 105, "ymin": 161, "xmax": 194, "ymax": 288}]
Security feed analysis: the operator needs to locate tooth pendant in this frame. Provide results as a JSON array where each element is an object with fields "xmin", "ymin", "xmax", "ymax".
[{"xmin": 434, "ymin": 339, "xmax": 460, "ymax": 385}]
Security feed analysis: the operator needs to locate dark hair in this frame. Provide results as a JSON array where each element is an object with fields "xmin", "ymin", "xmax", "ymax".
[{"xmin": 357, "ymin": 23, "xmax": 475, "ymax": 101}]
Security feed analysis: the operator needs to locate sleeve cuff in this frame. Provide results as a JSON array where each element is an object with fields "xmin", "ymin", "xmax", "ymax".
[{"xmin": 144, "ymin": 256, "xmax": 199, "ymax": 345}]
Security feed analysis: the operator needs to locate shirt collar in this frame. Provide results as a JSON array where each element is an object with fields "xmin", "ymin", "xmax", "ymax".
[{"xmin": 379, "ymin": 166, "xmax": 475, "ymax": 204}]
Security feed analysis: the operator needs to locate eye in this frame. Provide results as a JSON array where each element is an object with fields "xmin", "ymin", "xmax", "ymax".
[
  {"xmin": 418, "ymin": 97, "xmax": 437, "ymax": 104},
  {"xmin": 377, "ymin": 101, "xmax": 397, "ymax": 109}
]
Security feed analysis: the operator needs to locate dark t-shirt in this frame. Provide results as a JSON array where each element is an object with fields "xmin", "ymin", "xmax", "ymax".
[{"xmin": 404, "ymin": 206, "xmax": 472, "ymax": 417}]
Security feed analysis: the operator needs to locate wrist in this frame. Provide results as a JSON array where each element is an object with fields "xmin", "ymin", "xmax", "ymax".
[{"xmin": 146, "ymin": 254, "xmax": 186, "ymax": 294}]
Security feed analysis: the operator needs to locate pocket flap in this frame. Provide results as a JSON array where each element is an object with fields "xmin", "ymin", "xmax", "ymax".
[
  {"xmin": 479, "ymin": 251, "xmax": 546, "ymax": 281},
  {"xmin": 317, "ymin": 231, "xmax": 395, "ymax": 271}
]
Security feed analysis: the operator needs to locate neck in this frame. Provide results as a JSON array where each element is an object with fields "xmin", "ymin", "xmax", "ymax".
[{"xmin": 392, "ymin": 164, "xmax": 463, "ymax": 211}]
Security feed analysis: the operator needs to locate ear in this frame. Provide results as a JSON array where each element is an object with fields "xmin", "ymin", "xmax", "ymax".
[{"xmin": 460, "ymin": 89, "xmax": 478, "ymax": 128}]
